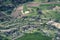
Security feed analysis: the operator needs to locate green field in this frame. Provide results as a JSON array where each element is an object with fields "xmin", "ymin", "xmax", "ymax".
[{"xmin": 16, "ymin": 32, "xmax": 52, "ymax": 40}]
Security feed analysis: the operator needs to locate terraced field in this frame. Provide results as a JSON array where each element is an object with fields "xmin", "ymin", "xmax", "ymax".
[{"xmin": 0, "ymin": 0, "xmax": 60, "ymax": 40}]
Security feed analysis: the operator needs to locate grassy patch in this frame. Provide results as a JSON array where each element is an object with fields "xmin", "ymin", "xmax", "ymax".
[{"xmin": 16, "ymin": 32, "xmax": 52, "ymax": 40}]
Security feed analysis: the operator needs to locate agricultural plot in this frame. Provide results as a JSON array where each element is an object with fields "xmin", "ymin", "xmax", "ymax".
[{"xmin": 0, "ymin": 0, "xmax": 60, "ymax": 40}]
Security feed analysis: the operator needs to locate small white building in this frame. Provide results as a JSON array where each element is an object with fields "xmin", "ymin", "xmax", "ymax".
[{"xmin": 21, "ymin": 10, "xmax": 30, "ymax": 14}]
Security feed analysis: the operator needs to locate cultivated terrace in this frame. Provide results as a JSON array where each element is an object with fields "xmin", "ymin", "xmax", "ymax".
[{"xmin": 0, "ymin": 0, "xmax": 60, "ymax": 40}]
